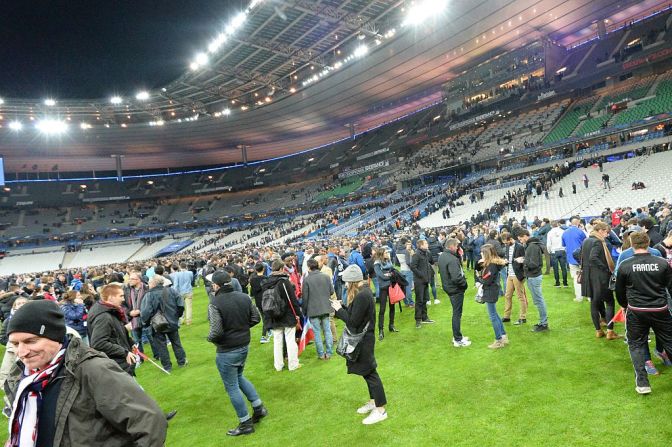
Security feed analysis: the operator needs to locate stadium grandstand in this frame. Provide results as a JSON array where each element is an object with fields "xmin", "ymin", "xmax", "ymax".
[{"xmin": 1, "ymin": 0, "xmax": 672, "ymax": 444}]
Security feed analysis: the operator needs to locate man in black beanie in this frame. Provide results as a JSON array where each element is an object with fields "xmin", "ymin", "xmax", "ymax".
[{"xmin": 5, "ymin": 300, "xmax": 167, "ymax": 447}]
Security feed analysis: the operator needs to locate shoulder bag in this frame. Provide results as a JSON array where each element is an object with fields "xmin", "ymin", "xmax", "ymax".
[
  {"xmin": 150, "ymin": 288, "xmax": 171, "ymax": 333},
  {"xmin": 336, "ymin": 321, "xmax": 370, "ymax": 362}
]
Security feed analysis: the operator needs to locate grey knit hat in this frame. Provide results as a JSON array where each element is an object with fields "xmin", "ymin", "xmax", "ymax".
[{"xmin": 340, "ymin": 265, "xmax": 364, "ymax": 282}]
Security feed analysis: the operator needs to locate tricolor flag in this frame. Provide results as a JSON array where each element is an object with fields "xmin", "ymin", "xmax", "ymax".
[
  {"xmin": 609, "ymin": 307, "xmax": 626, "ymax": 326},
  {"xmin": 297, "ymin": 317, "xmax": 314, "ymax": 356}
]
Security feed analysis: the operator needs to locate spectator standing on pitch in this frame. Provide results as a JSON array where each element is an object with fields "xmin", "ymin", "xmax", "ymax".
[
  {"xmin": 5, "ymin": 300, "xmax": 167, "ymax": 445},
  {"xmin": 88, "ymin": 283, "xmax": 137, "ymax": 376},
  {"xmin": 141, "ymin": 275, "xmax": 188, "ymax": 372},
  {"xmin": 263, "ymin": 260, "xmax": 302, "ymax": 372},
  {"xmin": 501, "ymin": 233, "xmax": 528, "ymax": 325},
  {"xmin": 396, "ymin": 240, "xmax": 415, "ymax": 308},
  {"xmin": 562, "ymin": 216, "xmax": 587, "ymax": 302},
  {"xmin": 207, "ymin": 270, "xmax": 267, "ymax": 436},
  {"xmin": 438, "ymin": 238, "xmax": 470, "ymax": 347},
  {"xmin": 373, "ymin": 248, "xmax": 397, "ymax": 340},
  {"xmin": 170, "ymin": 262, "xmax": 194, "ymax": 325},
  {"xmin": 302, "ymin": 258, "xmax": 335, "ymax": 359},
  {"xmin": 580, "ymin": 222, "xmax": 621, "ymax": 340},
  {"xmin": 124, "ymin": 271, "xmax": 149, "ymax": 353},
  {"xmin": 249, "ymin": 263, "xmax": 270, "ymax": 343},
  {"xmin": 547, "ymin": 221, "xmax": 568, "ymax": 288},
  {"xmin": 411, "ymin": 239, "xmax": 435, "ymax": 329},
  {"xmin": 615, "ymin": 232, "xmax": 672, "ymax": 395},
  {"xmin": 331, "ymin": 265, "xmax": 388, "ymax": 425},
  {"xmin": 476, "ymin": 245, "xmax": 509, "ymax": 349},
  {"xmin": 518, "ymin": 229, "xmax": 549, "ymax": 332}
]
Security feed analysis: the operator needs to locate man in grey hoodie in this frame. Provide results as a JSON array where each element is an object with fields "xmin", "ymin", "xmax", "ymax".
[{"xmin": 301, "ymin": 258, "xmax": 335, "ymax": 359}]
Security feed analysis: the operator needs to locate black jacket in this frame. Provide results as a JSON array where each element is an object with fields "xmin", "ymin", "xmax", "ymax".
[
  {"xmin": 523, "ymin": 237, "xmax": 544, "ymax": 278},
  {"xmin": 504, "ymin": 243, "xmax": 526, "ymax": 281},
  {"xmin": 410, "ymin": 249, "xmax": 434, "ymax": 284},
  {"xmin": 248, "ymin": 272, "xmax": 266, "ymax": 303},
  {"xmin": 261, "ymin": 273, "xmax": 302, "ymax": 329},
  {"xmin": 334, "ymin": 287, "xmax": 376, "ymax": 376},
  {"xmin": 581, "ymin": 236, "xmax": 612, "ymax": 300},
  {"xmin": 87, "ymin": 301, "xmax": 136, "ymax": 376},
  {"xmin": 438, "ymin": 250, "xmax": 467, "ymax": 295},
  {"xmin": 207, "ymin": 285, "xmax": 260, "ymax": 352},
  {"xmin": 476, "ymin": 262, "xmax": 503, "ymax": 303},
  {"xmin": 615, "ymin": 252, "xmax": 672, "ymax": 309},
  {"xmin": 648, "ymin": 229, "xmax": 664, "ymax": 247},
  {"xmin": 485, "ymin": 238, "xmax": 506, "ymax": 258},
  {"xmin": 427, "ymin": 236, "xmax": 442, "ymax": 262},
  {"xmin": 140, "ymin": 285, "xmax": 184, "ymax": 331}
]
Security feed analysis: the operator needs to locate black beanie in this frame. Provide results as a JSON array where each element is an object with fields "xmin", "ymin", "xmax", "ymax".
[{"xmin": 7, "ymin": 300, "xmax": 66, "ymax": 343}]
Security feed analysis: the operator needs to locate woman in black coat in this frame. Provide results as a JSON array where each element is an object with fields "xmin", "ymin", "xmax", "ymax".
[
  {"xmin": 582, "ymin": 222, "xmax": 620, "ymax": 339},
  {"xmin": 476, "ymin": 245, "xmax": 509, "ymax": 349},
  {"xmin": 332, "ymin": 265, "xmax": 388, "ymax": 425}
]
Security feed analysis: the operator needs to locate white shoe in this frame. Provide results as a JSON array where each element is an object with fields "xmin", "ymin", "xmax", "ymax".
[
  {"xmin": 356, "ymin": 401, "xmax": 376, "ymax": 414},
  {"xmin": 362, "ymin": 409, "xmax": 388, "ymax": 425},
  {"xmin": 426, "ymin": 300, "xmax": 431, "ymax": 306},
  {"xmin": 636, "ymin": 386, "xmax": 652, "ymax": 395},
  {"xmin": 434, "ymin": 299, "xmax": 440, "ymax": 305},
  {"xmin": 500, "ymin": 334, "xmax": 510, "ymax": 345},
  {"xmin": 573, "ymin": 297, "xmax": 583, "ymax": 303},
  {"xmin": 453, "ymin": 337, "xmax": 472, "ymax": 347}
]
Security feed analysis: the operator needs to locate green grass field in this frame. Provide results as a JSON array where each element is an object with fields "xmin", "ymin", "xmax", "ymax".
[{"xmin": 6, "ymin": 272, "xmax": 672, "ymax": 446}]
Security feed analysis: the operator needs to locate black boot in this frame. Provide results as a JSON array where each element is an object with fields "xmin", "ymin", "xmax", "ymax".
[
  {"xmin": 165, "ymin": 410, "xmax": 178, "ymax": 421},
  {"xmin": 252, "ymin": 405, "xmax": 268, "ymax": 423},
  {"xmin": 227, "ymin": 419, "xmax": 254, "ymax": 436},
  {"xmin": 389, "ymin": 325, "xmax": 399, "ymax": 333},
  {"xmin": 378, "ymin": 329, "xmax": 384, "ymax": 341}
]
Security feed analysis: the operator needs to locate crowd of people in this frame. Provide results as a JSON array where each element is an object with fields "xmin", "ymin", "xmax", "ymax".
[{"xmin": 1, "ymin": 189, "xmax": 672, "ymax": 443}]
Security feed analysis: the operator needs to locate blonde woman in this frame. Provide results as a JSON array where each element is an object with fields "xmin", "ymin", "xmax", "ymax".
[
  {"xmin": 476, "ymin": 245, "xmax": 509, "ymax": 349},
  {"xmin": 331, "ymin": 265, "xmax": 388, "ymax": 425}
]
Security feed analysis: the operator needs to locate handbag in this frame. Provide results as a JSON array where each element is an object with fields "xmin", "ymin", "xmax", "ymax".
[
  {"xmin": 608, "ymin": 273, "xmax": 617, "ymax": 291},
  {"xmin": 336, "ymin": 321, "xmax": 370, "ymax": 362},
  {"xmin": 389, "ymin": 283, "xmax": 405, "ymax": 304},
  {"xmin": 474, "ymin": 283, "xmax": 484, "ymax": 304},
  {"xmin": 150, "ymin": 288, "xmax": 171, "ymax": 333}
]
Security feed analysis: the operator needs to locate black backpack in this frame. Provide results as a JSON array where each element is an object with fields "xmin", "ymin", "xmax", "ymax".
[{"xmin": 261, "ymin": 283, "xmax": 287, "ymax": 318}]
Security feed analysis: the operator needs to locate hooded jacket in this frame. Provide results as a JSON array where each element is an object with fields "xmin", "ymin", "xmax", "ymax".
[
  {"xmin": 88, "ymin": 301, "xmax": 135, "ymax": 376},
  {"xmin": 4, "ymin": 336, "xmax": 166, "ymax": 447},
  {"xmin": 523, "ymin": 237, "xmax": 544, "ymax": 278}
]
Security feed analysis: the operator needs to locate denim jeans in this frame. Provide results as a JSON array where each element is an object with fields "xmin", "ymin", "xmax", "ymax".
[
  {"xmin": 526, "ymin": 275, "xmax": 548, "ymax": 326},
  {"xmin": 401, "ymin": 270, "xmax": 414, "ymax": 305},
  {"xmin": 486, "ymin": 302, "xmax": 505, "ymax": 340},
  {"xmin": 372, "ymin": 277, "xmax": 379, "ymax": 299},
  {"xmin": 429, "ymin": 274, "xmax": 438, "ymax": 301},
  {"xmin": 152, "ymin": 328, "xmax": 187, "ymax": 370},
  {"xmin": 310, "ymin": 315, "xmax": 333, "ymax": 357},
  {"xmin": 550, "ymin": 251, "xmax": 568, "ymax": 286},
  {"xmin": 215, "ymin": 346, "xmax": 262, "ymax": 422}
]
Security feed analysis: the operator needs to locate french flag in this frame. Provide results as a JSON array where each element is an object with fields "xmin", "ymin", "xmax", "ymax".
[{"xmin": 297, "ymin": 317, "xmax": 314, "ymax": 356}]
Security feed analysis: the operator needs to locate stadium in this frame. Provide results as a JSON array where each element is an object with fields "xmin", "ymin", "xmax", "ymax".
[{"xmin": 1, "ymin": 0, "xmax": 672, "ymax": 445}]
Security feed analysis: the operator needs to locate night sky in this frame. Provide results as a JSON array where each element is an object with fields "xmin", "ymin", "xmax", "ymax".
[{"xmin": 0, "ymin": 1, "xmax": 243, "ymax": 99}]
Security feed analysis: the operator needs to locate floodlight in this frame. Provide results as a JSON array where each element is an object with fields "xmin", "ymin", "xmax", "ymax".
[
  {"xmin": 354, "ymin": 44, "xmax": 368, "ymax": 58},
  {"xmin": 80, "ymin": 122, "xmax": 92, "ymax": 129},
  {"xmin": 190, "ymin": 62, "xmax": 200, "ymax": 71},
  {"xmin": 231, "ymin": 12, "xmax": 246, "ymax": 30},
  {"xmin": 9, "ymin": 121, "xmax": 22, "ymax": 131},
  {"xmin": 135, "ymin": 91, "xmax": 150, "ymax": 101},
  {"xmin": 36, "ymin": 119, "xmax": 68, "ymax": 134},
  {"xmin": 0, "ymin": 98, "xmax": 4, "ymax": 105},
  {"xmin": 195, "ymin": 52, "xmax": 209, "ymax": 65},
  {"xmin": 110, "ymin": 96, "xmax": 122, "ymax": 104},
  {"xmin": 44, "ymin": 99, "xmax": 56, "ymax": 106},
  {"xmin": 222, "ymin": 108, "xmax": 231, "ymax": 116},
  {"xmin": 403, "ymin": 0, "xmax": 448, "ymax": 27}
]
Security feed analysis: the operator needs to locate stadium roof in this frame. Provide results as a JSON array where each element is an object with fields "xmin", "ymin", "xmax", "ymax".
[{"xmin": 0, "ymin": 0, "xmax": 666, "ymax": 173}]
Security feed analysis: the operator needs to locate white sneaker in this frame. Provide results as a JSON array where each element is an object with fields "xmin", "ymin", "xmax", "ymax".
[
  {"xmin": 573, "ymin": 297, "xmax": 583, "ymax": 303},
  {"xmin": 356, "ymin": 401, "xmax": 376, "ymax": 414},
  {"xmin": 362, "ymin": 409, "xmax": 388, "ymax": 425},
  {"xmin": 453, "ymin": 337, "xmax": 471, "ymax": 347},
  {"xmin": 500, "ymin": 334, "xmax": 510, "ymax": 345},
  {"xmin": 426, "ymin": 300, "xmax": 431, "ymax": 306},
  {"xmin": 434, "ymin": 299, "xmax": 441, "ymax": 305},
  {"xmin": 636, "ymin": 386, "xmax": 652, "ymax": 395}
]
